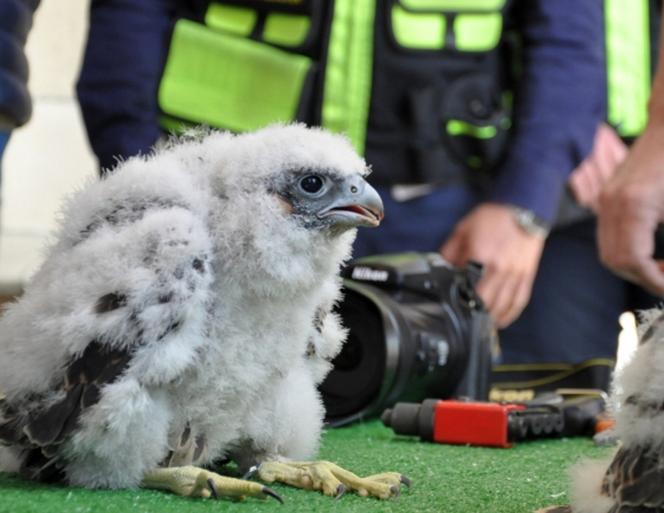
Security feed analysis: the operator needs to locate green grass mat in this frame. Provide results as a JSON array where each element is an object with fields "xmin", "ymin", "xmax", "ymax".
[{"xmin": 0, "ymin": 420, "xmax": 612, "ymax": 513}]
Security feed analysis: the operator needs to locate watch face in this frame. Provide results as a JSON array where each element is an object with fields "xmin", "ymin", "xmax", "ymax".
[{"xmin": 510, "ymin": 207, "xmax": 549, "ymax": 237}]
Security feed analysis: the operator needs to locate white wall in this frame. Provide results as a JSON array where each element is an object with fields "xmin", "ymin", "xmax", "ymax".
[{"xmin": 0, "ymin": 0, "xmax": 97, "ymax": 294}]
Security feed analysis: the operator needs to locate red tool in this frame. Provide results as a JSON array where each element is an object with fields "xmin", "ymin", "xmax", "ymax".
[{"xmin": 381, "ymin": 398, "xmax": 565, "ymax": 448}]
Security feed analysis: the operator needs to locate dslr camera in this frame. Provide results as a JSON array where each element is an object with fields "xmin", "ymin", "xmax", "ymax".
[{"xmin": 320, "ymin": 252, "xmax": 495, "ymax": 426}]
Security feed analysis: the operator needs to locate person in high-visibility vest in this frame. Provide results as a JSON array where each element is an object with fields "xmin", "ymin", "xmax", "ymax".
[
  {"xmin": 570, "ymin": 0, "xmax": 659, "ymax": 213},
  {"xmin": 76, "ymin": 1, "xmax": 627, "ymax": 391},
  {"xmin": 564, "ymin": 0, "xmax": 662, "ymax": 319}
]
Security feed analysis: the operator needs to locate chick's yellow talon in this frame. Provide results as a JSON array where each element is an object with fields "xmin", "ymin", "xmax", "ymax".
[
  {"xmin": 141, "ymin": 466, "xmax": 283, "ymax": 503},
  {"xmin": 254, "ymin": 461, "xmax": 409, "ymax": 500}
]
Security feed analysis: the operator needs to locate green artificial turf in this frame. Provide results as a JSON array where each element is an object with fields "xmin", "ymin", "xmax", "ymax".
[{"xmin": 0, "ymin": 420, "xmax": 613, "ymax": 513}]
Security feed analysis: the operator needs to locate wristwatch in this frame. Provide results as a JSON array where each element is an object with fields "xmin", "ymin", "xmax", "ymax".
[{"xmin": 508, "ymin": 206, "xmax": 550, "ymax": 238}]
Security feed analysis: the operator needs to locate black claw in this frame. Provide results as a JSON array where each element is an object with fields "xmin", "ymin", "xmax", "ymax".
[
  {"xmin": 400, "ymin": 475, "xmax": 412, "ymax": 489},
  {"xmin": 243, "ymin": 465, "xmax": 260, "ymax": 480},
  {"xmin": 262, "ymin": 486, "xmax": 284, "ymax": 504},
  {"xmin": 335, "ymin": 484, "xmax": 347, "ymax": 501},
  {"xmin": 207, "ymin": 478, "xmax": 219, "ymax": 500},
  {"xmin": 390, "ymin": 484, "xmax": 400, "ymax": 498}
]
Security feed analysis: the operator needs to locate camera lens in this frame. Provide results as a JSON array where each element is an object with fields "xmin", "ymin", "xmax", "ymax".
[
  {"xmin": 319, "ymin": 288, "xmax": 387, "ymax": 421},
  {"xmin": 331, "ymin": 330, "xmax": 364, "ymax": 372},
  {"xmin": 319, "ymin": 253, "xmax": 493, "ymax": 427}
]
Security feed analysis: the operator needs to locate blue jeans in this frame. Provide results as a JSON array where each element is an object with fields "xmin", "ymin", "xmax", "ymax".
[{"xmin": 353, "ymin": 186, "xmax": 654, "ymax": 366}]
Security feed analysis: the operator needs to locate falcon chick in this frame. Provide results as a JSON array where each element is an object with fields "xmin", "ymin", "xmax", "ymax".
[
  {"xmin": 542, "ymin": 309, "xmax": 664, "ymax": 513},
  {"xmin": 0, "ymin": 124, "xmax": 405, "ymax": 501}
]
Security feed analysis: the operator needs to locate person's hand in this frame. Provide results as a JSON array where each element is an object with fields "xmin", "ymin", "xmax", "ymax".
[
  {"xmin": 598, "ymin": 125, "xmax": 664, "ymax": 295},
  {"xmin": 440, "ymin": 203, "xmax": 545, "ymax": 328},
  {"xmin": 568, "ymin": 123, "xmax": 628, "ymax": 211}
]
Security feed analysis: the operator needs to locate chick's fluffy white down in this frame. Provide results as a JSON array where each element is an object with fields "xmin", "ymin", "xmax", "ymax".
[{"xmin": 0, "ymin": 125, "xmax": 367, "ymax": 488}]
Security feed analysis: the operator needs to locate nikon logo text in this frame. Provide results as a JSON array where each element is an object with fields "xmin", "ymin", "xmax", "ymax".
[{"xmin": 351, "ymin": 267, "xmax": 389, "ymax": 282}]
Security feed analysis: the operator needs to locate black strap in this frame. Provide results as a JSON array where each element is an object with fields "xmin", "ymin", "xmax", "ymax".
[{"xmin": 491, "ymin": 360, "xmax": 615, "ymax": 393}]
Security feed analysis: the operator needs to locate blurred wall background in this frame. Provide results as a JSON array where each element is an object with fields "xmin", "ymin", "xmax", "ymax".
[{"xmin": 0, "ymin": 0, "xmax": 96, "ymax": 296}]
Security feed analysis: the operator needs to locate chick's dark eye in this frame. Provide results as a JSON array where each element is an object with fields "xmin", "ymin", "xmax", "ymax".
[{"xmin": 299, "ymin": 175, "xmax": 324, "ymax": 194}]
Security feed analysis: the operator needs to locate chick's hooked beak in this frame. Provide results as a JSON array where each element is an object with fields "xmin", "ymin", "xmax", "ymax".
[{"xmin": 318, "ymin": 174, "xmax": 384, "ymax": 228}]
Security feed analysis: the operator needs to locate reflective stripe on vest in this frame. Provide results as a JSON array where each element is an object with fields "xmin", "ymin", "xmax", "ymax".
[
  {"xmin": 390, "ymin": 0, "xmax": 506, "ymax": 51},
  {"xmin": 321, "ymin": 0, "xmax": 376, "ymax": 154},
  {"xmin": 400, "ymin": 0, "xmax": 505, "ymax": 8},
  {"xmin": 158, "ymin": 18, "xmax": 312, "ymax": 132},
  {"xmin": 205, "ymin": 3, "xmax": 256, "ymax": 37},
  {"xmin": 262, "ymin": 12, "xmax": 311, "ymax": 47},
  {"xmin": 158, "ymin": 0, "xmax": 508, "ymax": 157},
  {"xmin": 605, "ymin": 0, "xmax": 651, "ymax": 137},
  {"xmin": 206, "ymin": 3, "xmax": 311, "ymax": 47}
]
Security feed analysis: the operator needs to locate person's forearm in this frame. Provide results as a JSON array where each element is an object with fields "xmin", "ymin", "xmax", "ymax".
[{"xmin": 489, "ymin": 0, "xmax": 605, "ymax": 224}]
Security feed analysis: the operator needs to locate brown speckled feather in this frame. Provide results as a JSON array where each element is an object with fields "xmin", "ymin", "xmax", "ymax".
[
  {"xmin": 601, "ymin": 445, "xmax": 664, "ymax": 512},
  {"xmin": 0, "ymin": 336, "xmax": 132, "ymax": 481}
]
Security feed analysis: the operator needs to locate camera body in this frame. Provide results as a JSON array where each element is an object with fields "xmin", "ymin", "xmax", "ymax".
[{"xmin": 320, "ymin": 252, "xmax": 494, "ymax": 426}]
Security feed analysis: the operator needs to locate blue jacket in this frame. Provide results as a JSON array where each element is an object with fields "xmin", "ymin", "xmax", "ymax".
[
  {"xmin": 0, "ymin": 0, "xmax": 40, "ymax": 129},
  {"xmin": 77, "ymin": 0, "xmax": 605, "ymax": 224}
]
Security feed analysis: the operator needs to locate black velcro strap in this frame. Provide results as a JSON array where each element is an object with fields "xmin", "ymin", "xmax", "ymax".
[{"xmin": 490, "ymin": 360, "xmax": 615, "ymax": 395}]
